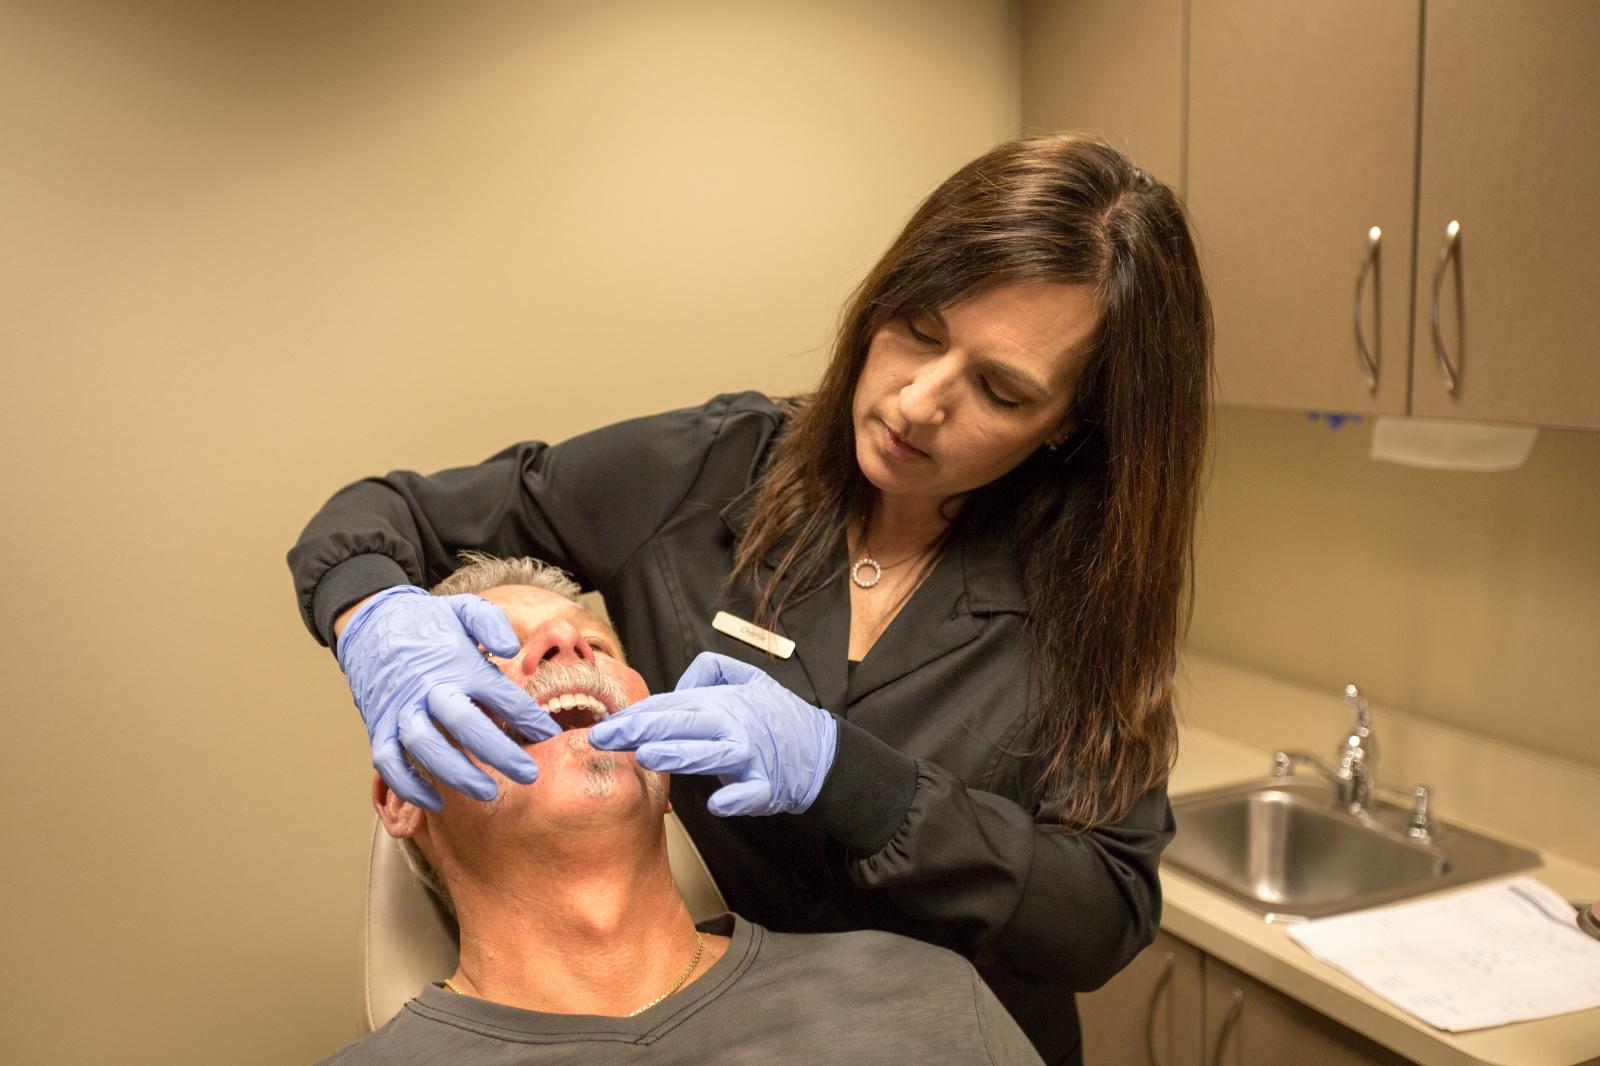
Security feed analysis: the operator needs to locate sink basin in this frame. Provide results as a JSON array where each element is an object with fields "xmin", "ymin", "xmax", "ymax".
[{"xmin": 1165, "ymin": 777, "xmax": 1541, "ymax": 920}]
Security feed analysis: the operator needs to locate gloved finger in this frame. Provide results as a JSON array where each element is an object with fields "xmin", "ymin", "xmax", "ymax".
[
  {"xmin": 587, "ymin": 700, "xmax": 730, "ymax": 751},
  {"xmin": 465, "ymin": 663, "xmax": 560, "ymax": 744},
  {"xmin": 426, "ymin": 687, "xmax": 540, "ymax": 785},
  {"xmin": 707, "ymin": 779, "xmax": 774, "ymax": 818},
  {"xmin": 633, "ymin": 738, "xmax": 749, "ymax": 776},
  {"xmin": 674, "ymin": 651, "xmax": 771, "ymax": 692},
  {"xmin": 397, "ymin": 708, "xmax": 499, "ymax": 802},
  {"xmin": 373, "ymin": 734, "xmax": 444, "ymax": 812},
  {"xmin": 450, "ymin": 594, "xmax": 523, "ymax": 658}
]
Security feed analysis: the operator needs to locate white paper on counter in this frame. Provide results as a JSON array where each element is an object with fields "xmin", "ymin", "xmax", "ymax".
[
  {"xmin": 1369, "ymin": 416, "xmax": 1537, "ymax": 471},
  {"xmin": 1287, "ymin": 876, "xmax": 1600, "ymax": 1032}
]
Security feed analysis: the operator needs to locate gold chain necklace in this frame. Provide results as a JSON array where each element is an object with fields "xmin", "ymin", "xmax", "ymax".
[
  {"xmin": 441, "ymin": 932, "xmax": 707, "ymax": 1018},
  {"xmin": 626, "ymin": 933, "xmax": 706, "ymax": 1016}
]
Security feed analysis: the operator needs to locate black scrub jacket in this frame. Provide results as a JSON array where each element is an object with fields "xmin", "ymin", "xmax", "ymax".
[{"xmin": 290, "ymin": 392, "xmax": 1173, "ymax": 1065}]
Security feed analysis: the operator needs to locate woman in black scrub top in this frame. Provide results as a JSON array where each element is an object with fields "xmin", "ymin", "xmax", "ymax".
[{"xmin": 289, "ymin": 134, "xmax": 1213, "ymax": 1065}]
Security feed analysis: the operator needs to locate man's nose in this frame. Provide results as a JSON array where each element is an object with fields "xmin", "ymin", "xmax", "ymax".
[
  {"xmin": 899, "ymin": 358, "xmax": 953, "ymax": 426},
  {"xmin": 519, "ymin": 619, "xmax": 594, "ymax": 673}
]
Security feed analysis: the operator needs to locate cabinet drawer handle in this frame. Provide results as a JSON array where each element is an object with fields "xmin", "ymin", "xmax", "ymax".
[
  {"xmin": 1209, "ymin": 988, "xmax": 1244, "ymax": 1066},
  {"xmin": 1428, "ymin": 219, "xmax": 1463, "ymax": 393},
  {"xmin": 1144, "ymin": 952, "xmax": 1176, "ymax": 1066},
  {"xmin": 1352, "ymin": 226, "xmax": 1381, "ymax": 392}
]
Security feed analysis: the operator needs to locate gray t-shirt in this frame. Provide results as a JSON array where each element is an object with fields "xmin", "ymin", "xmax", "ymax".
[{"xmin": 318, "ymin": 914, "xmax": 1042, "ymax": 1065}]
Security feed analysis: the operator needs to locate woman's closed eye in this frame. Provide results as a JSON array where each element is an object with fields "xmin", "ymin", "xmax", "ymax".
[
  {"xmin": 905, "ymin": 318, "xmax": 1026, "ymax": 409},
  {"xmin": 906, "ymin": 320, "xmax": 942, "ymax": 347},
  {"xmin": 978, "ymin": 375, "xmax": 1023, "ymax": 409}
]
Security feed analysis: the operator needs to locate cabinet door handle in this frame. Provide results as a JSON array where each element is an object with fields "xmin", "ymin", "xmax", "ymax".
[
  {"xmin": 1428, "ymin": 219, "xmax": 1463, "ymax": 393},
  {"xmin": 1209, "ymin": 988, "xmax": 1244, "ymax": 1066},
  {"xmin": 1352, "ymin": 226, "xmax": 1381, "ymax": 392},
  {"xmin": 1144, "ymin": 952, "xmax": 1176, "ymax": 1066}
]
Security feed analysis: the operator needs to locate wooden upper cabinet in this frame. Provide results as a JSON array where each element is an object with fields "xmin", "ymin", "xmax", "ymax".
[
  {"xmin": 1410, "ymin": 1, "xmax": 1600, "ymax": 429},
  {"xmin": 1020, "ymin": 0, "xmax": 1186, "ymax": 192},
  {"xmin": 1187, "ymin": 0, "xmax": 1422, "ymax": 415},
  {"xmin": 1023, "ymin": 0, "xmax": 1598, "ymax": 429}
]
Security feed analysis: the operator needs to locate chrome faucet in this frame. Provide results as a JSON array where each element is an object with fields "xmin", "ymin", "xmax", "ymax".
[{"xmin": 1273, "ymin": 683, "xmax": 1379, "ymax": 814}]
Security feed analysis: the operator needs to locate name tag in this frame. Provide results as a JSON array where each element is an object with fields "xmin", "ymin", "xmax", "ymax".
[{"xmin": 710, "ymin": 611, "xmax": 795, "ymax": 660}]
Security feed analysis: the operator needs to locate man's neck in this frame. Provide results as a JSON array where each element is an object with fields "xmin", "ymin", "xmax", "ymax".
[{"xmin": 444, "ymin": 841, "xmax": 718, "ymax": 1016}]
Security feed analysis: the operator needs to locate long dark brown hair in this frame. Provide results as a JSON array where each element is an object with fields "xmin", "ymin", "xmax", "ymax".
[{"xmin": 732, "ymin": 135, "xmax": 1213, "ymax": 831}]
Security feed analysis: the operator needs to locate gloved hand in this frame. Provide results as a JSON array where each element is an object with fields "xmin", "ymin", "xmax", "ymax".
[
  {"xmin": 587, "ymin": 651, "xmax": 838, "ymax": 817},
  {"xmin": 336, "ymin": 585, "xmax": 560, "ymax": 810}
]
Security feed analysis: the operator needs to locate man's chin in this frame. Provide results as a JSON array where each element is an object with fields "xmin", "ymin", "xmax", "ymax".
[{"xmin": 496, "ymin": 729, "xmax": 667, "ymax": 806}]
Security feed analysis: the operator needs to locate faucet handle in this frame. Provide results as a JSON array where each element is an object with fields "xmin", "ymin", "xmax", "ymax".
[{"xmin": 1407, "ymin": 784, "xmax": 1434, "ymax": 840}]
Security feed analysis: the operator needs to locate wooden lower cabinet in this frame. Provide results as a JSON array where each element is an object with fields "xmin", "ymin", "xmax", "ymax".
[
  {"xmin": 1079, "ymin": 931, "xmax": 1204, "ymax": 1066},
  {"xmin": 1203, "ymin": 956, "xmax": 1414, "ymax": 1066},
  {"xmin": 1078, "ymin": 932, "xmax": 1414, "ymax": 1066}
]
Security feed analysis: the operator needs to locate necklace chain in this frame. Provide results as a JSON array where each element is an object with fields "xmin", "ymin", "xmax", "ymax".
[
  {"xmin": 627, "ymin": 933, "xmax": 706, "ymax": 1016},
  {"xmin": 441, "ymin": 932, "xmax": 707, "ymax": 1018}
]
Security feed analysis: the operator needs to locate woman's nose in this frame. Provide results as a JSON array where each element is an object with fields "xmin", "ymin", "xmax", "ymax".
[
  {"xmin": 519, "ymin": 619, "xmax": 594, "ymax": 673},
  {"xmin": 899, "ymin": 360, "xmax": 952, "ymax": 426}
]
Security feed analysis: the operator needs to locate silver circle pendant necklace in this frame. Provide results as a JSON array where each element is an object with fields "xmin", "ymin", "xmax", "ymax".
[{"xmin": 851, "ymin": 536, "xmax": 936, "ymax": 589}]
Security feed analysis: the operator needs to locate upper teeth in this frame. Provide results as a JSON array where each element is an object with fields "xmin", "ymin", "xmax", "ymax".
[{"xmin": 545, "ymin": 692, "xmax": 609, "ymax": 722}]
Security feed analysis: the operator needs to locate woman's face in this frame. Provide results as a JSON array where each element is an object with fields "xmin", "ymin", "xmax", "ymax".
[{"xmin": 851, "ymin": 280, "xmax": 1100, "ymax": 512}]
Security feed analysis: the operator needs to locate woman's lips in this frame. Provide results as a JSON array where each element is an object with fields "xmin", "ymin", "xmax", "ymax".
[{"xmin": 878, "ymin": 418, "xmax": 930, "ymax": 462}]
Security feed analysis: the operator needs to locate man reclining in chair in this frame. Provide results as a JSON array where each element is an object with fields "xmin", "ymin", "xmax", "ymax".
[{"xmin": 318, "ymin": 553, "xmax": 1041, "ymax": 1065}]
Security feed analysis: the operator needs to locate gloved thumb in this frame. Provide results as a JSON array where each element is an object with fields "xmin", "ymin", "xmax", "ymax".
[
  {"xmin": 706, "ymin": 778, "xmax": 774, "ymax": 818},
  {"xmin": 675, "ymin": 651, "xmax": 767, "ymax": 692},
  {"xmin": 451, "ymin": 595, "xmax": 522, "ymax": 658}
]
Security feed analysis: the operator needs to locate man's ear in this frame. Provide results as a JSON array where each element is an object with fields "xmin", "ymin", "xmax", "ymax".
[{"xmin": 372, "ymin": 774, "xmax": 426, "ymax": 840}]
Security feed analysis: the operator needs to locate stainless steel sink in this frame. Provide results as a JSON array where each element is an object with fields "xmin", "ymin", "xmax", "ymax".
[{"xmin": 1165, "ymin": 777, "xmax": 1541, "ymax": 920}]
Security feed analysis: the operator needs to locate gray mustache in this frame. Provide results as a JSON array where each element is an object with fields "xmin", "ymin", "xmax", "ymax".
[{"xmin": 523, "ymin": 660, "xmax": 629, "ymax": 712}]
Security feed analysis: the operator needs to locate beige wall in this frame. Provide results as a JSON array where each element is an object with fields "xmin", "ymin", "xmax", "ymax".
[
  {"xmin": 0, "ymin": 3, "xmax": 1020, "ymax": 1062},
  {"xmin": 1190, "ymin": 408, "xmax": 1600, "ymax": 772}
]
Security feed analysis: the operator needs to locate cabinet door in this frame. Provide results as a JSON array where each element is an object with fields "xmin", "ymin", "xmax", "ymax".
[
  {"xmin": 1410, "ymin": 1, "xmax": 1600, "ymax": 429},
  {"xmin": 1187, "ymin": 0, "xmax": 1420, "ymax": 414},
  {"xmin": 1020, "ymin": 0, "xmax": 1186, "ymax": 192},
  {"xmin": 1203, "ymin": 957, "xmax": 1414, "ymax": 1066},
  {"xmin": 1078, "ymin": 929, "xmax": 1204, "ymax": 1066}
]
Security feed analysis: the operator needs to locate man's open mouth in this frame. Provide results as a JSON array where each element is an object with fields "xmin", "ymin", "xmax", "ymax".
[
  {"xmin": 489, "ymin": 689, "xmax": 613, "ymax": 742},
  {"xmin": 541, "ymin": 691, "xmax": 612, "ymax": 731}
]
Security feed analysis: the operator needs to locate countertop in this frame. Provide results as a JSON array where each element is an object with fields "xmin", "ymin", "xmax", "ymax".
[{"xmin": 1166, "ymin": 660, "xmax": 1600, "ymax": 1066}]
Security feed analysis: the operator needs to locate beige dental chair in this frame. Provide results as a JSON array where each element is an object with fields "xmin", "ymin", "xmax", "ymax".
[{"xmin": 362, "ymin": 811, "xmax": 727, "ymax": 1030}]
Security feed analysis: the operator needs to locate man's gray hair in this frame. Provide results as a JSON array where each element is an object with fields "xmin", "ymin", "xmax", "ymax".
[
  {"xmin": 429, "ymin": 550, "xmax": 582, "ymax": 601},
  {"xmin": 396, "ymin": 552, "xmax": 586, "ymax": 916}
]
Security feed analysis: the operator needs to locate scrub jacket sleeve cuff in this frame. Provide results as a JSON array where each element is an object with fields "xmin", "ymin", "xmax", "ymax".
[
  {"xmin": 312, "ymin": 552, "xmax": 413, "ymax": 649},
  {"xmin": 809, "ymin": 715, "xmax": 919, "ymax": 855}
]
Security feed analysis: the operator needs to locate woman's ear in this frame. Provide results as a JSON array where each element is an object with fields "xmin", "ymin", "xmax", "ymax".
[{"xmin": 372, "ymin": 774, "xmax": 426, "ymax": 840}]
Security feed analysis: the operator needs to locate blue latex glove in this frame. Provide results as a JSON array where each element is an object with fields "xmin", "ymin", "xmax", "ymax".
[
  {"xmin": 588, "ymin": 652, "xmax": 838, "ymax": 817},
  {"xmin": 336, "ymin": 585, "xmax": 560, "ymax": 810}
]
